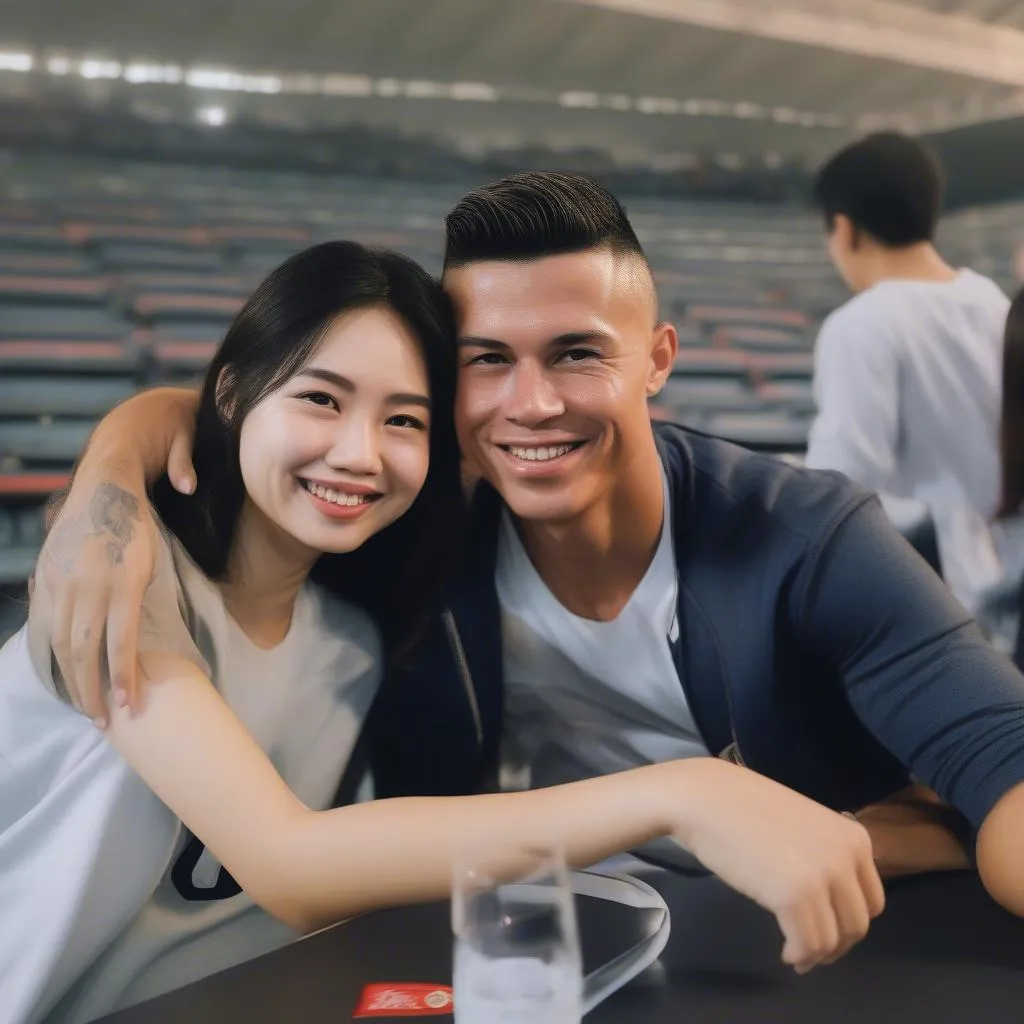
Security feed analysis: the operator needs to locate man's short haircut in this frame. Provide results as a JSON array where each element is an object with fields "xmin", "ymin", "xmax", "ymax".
[
  {"xmin": 443, "ymin": 171, "xmax": 647, "ymax": 270},
  {"xmin": 813, "ymin": 132, "xmax": 945, "ymax": 247}
]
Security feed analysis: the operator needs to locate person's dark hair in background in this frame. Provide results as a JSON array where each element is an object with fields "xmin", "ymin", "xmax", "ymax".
[
  {"xmin": 444, "ymin": 170, "xmax": 648, "ymax": 270},
  {"xmin": 154, "ymin": 241, "xmax": 464, "ymax": 665},
  {"xmin": 813, "ymin": 131, "xmax": 945, "ymax": 247},
  {"xmin": 998, "ymin": 287, "xmax": 1024, "ymax": 521}
]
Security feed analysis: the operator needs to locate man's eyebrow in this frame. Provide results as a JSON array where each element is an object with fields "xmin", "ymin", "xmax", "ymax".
[
  {"xmin": 548, "ymin": 331, "xmax": 613, "ymax": 347},
  {"xmin": 457, "ymin": 336, "xmax": 508, "ymax": 350},
  {"xmin": 457, "ymin": 331, "xmax": 613, "ymax": 349}
]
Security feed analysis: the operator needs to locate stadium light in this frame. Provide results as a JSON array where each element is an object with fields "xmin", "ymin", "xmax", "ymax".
[
  {"xmin": 186, "ymin": 68, "xmax": 281, "ymax": 93},
  {"xmin": 0, "ymin": 52, "xmax": 33, "ymax": 72},
  {"xmin": 15, "ymin": 44, "xmax": 844, "ymax": 129},
  {"xmin": 197, "ymin": 105, "xmax": 227, "ymax": 127},
  {"xmin": 124, "ymin": 63, "xmax": 183, "ymax": 84},
  {"xmin": 80, "ymin": 60, "xmax": 122, "ymax": 80}
]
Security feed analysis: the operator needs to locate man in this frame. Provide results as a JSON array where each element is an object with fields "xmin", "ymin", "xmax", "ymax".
[
  {"xmin": 36, "ymin": 172, "xmax": 1024, "ymax": 969},
  {"xmin": 805, "ymin": 132, "xmax": 1023, "ymax": 649}
]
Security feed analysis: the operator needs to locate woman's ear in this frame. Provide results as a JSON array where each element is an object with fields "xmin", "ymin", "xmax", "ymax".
[{"xmin": 214, "ymin": 366, "xmax": 237, "ymax": 423}]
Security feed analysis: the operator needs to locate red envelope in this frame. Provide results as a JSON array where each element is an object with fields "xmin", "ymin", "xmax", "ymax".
[{"xmin": 354, "ymin": 983, "xmax": 454, "ymax": 1018}]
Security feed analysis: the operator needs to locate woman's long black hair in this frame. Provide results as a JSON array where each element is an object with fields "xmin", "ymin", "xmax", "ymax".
[
  {"xmin": 998, "ymin": 286, "xmax": 1024, "ymax": 520},
  {"xmin": 153, "ymin": 241, "xmax": 464, "ymax": 666}
]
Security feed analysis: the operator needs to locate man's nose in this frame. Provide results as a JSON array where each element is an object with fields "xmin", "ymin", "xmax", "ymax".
[{"xmin": 504, "ymin": 361, "xmax": 565, "ymax": 426}]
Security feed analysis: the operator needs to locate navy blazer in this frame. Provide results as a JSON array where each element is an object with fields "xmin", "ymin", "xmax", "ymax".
[{"xmin": 368, "ymin": 423, "xmax": 1024, "ymax": 831}]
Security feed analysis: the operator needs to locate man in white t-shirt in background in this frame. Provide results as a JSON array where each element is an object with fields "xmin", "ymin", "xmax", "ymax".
[{"xmin": 804, "ymin": 132, "xmax": 1023, "ymax": 648}]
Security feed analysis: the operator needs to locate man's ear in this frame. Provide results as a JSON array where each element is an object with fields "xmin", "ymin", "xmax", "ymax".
[
  {"xmin": 834, "ymin": 213, "xmax": 861, "ymax": 253},
  {"xmin": 646, "ymin": 322, "xmax": 678, "ymax": 398}
]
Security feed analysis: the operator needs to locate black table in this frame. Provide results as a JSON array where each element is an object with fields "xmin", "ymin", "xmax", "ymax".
[{"xmin": 101, "ymin": 870, "xmax": 1024, "ymax": 1024}]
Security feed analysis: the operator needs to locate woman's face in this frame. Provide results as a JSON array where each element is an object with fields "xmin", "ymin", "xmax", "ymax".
[{"xmin": 237, "ymin": 306, "xmax": 431, "ymax": 560}]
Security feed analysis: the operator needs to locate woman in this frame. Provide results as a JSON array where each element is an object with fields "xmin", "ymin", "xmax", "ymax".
[{"xmin": 1, "ymin": 242, "xmax": 883, "ymax": 1022}]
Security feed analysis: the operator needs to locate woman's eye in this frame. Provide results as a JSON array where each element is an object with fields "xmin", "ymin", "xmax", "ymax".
[
  {"xmin": 387, "ymin": 414, "xmax": 427, "ymax": 430},
  {"xmin": 466, "ymin": 352, "xmax": 508, "ymax": 366},
  {"xmin": 299, "ymin": 391, "xmax": 337, "ymax": 409}
]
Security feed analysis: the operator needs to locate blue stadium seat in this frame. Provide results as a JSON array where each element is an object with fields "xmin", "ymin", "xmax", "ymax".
[
  {"xmin": 658, "ymin": 377, "xmax": 765, "ymax": 414},
  {"xmin": 672, "ymin": 324, "xmax": 705, "ymax": 347},
  {"xmin": 0, "ymin": 421, "xmax": 95, "ymax": 467},
  {"xmin": 235, "ymin": 247, "xmax": 306, "ymax": 272},
  {"xmin": 15, "ymin": 504, "xmax": 44, "ymax": 549},
  {"xmin": 97, "ymin": 244, "xmax": 225, "ymax": 273},
  {"xmin": 0, "ymin": 306, "xmax": 129, "ymax": 340},
  {"xmin": 756, "ymin": 380, "xmax": 816, "ymax": 415},
  {"xmin": 209, "ymin": 225, "xmax": 310, "ymax": 246},
  {"xmin": 0, "ymin": 223, "xmax": 71, "ymax": 250},
  {"xmin": 0, "ymin": 377, "xmax": 136, "ymax": 417},
  {"xmin": 0, "ymin": 487, "xmax": 52, "ymax": 585},
  {"xmin": 58, "ymin": 202, "xmax": 174, "ymax": 224},
  {"xmin": 121, "ymin": 272, "xmax": 251, "ymax": 297},
  {"xmin": 703, "ymin": 412, "xmax": 810, "ymax": 451},
  {"xmin": 672, "ymin": 349, "xmax": 750, "ymax": 378}
]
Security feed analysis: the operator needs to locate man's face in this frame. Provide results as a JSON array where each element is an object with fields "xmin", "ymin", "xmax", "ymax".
[{"xmin": 444, "ymin": 248, "xmax": 676, "ymax": 524}]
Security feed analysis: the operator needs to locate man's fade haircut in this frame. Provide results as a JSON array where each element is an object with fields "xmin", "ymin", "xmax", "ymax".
[
  {"xmin": 813, "ymin": 132, "xmax": 945, "ymax": 247},
  {"xmin": 443, "ymin": 171, "xmax": 648, "ymax": 270}
]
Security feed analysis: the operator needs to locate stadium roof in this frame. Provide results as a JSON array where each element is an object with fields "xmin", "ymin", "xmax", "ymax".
[{"xmin": 2, "ymin": 0, "xmax": 1024, "ymax": 165}]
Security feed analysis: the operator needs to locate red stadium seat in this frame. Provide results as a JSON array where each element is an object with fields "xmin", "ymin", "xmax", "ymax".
[
  {"xmin": 688, "ymin": 305, "xmax": 809, "ymax": 331},
  {"xmin": 0, "ymin": 472, "xmax": 70, "ymax": 499},
  {"xmin": 64, "ymin": 222, "xmax": 209, "ymax": 245},
  {"xmin": 749, "ymin": 352, "xmax": 815, "ymax": 381},
  {"xmin": 132, "ymin": 292, "xmax": 244, "ymax": 321},
  {"xmin": 0, "ymin": 340, "xmax": 140, "ymax": 373},
  {"xmin": 714, "ymin": 325, "xmax": 811, "ymax": 352},
  {"xmin": 0, "ymin": 275, "xmax": 110, "ymax": 304}
]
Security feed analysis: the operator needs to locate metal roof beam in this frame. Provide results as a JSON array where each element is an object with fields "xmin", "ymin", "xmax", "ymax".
[{"xmin": 553, "ymin": 0, "xmax": 1024, "ymax": 86}]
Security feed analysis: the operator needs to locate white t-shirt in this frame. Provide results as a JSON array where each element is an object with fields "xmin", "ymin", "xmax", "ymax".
[
  {"xmin": 805, "ymin": 270, "xmax": 1024, "ymax": 649},
  {"xmin": 497, "ymin": 471, "xmax": 707, "ymax": 792},
  {"xmin": 0, "ymin": 523, "xmax": 380, "ymax": 1023}
]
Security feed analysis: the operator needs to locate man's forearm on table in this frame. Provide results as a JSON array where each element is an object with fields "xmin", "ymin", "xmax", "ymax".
[{"xmin": 856, "ymin": 788, "xmax": 972, "ymax": 880}]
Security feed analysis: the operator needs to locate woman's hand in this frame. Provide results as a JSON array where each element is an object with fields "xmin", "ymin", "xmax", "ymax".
[{"xmin": 668, "ymin": 758, "xmax": 885, "ymax": 975}]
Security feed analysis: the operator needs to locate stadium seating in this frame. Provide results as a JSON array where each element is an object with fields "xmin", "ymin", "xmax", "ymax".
[{"xmin": 0, "ymin": 151, "xmax": 1018, "ymax": 586}]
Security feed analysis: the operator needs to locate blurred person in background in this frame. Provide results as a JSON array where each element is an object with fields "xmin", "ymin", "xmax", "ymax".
[
  {"xmin": 994, "ymin": 287, "xmax": 1024, "ymax": 665},
  {"xmin": 805, "ymin": 132, "xmax": 1024, "ymax": 653},
  {"xmin": 34, "ymin": 173, "xmax": 1024, "ymax": 964}
]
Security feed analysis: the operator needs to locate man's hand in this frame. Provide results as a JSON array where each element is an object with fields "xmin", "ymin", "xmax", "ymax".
[
  {"xmin": 34, "ymin": 480, "xmax": 160, "ymax": 725},
  {"xmin": 854, "ymin": 784, "xmax": 971, "ymax": 879},
  {"xmin": 31, "ymin": 385, "xmax": 200, "ymax": 724},
  {"xmin": 672, "ymin": 759, "xmax": 885, "ymax": 975}
]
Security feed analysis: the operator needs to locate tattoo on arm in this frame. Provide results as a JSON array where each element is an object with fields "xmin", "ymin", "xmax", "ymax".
[
  {"xmin": 41, "ymin": 481, "xmax": 143, "ymax": 580},
  {"xmin": 88, "ymin": 483, "xmax": 141, "ymax": 566}
]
